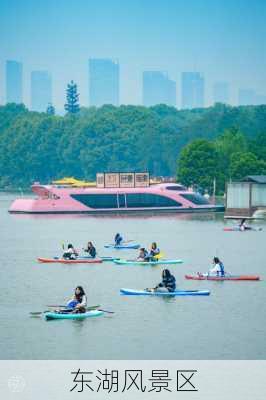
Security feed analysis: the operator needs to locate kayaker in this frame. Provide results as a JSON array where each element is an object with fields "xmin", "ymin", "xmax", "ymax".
[
  {"xmin": 84, "ymin": 241, "xmax": 96, "ymax": 258},
  {"xmin": 66, "ymin": 286, "xmax": 87, "ymax": 313},
  {"xmin": 208, "ymin": 257, "xmax": 225, "ymax": 276},
  {"xmin": 115, "ymin": 233, "xmax": 123, "ymax": 246},
  {"xmin": 137, "ymin": 247, "xmax": 149, "ymax": 261},
  {"xmin": 152, "ymin": 269, "xmax": 176, "ymax": 292},
  {"xmin": 239, "ymin": 219, "xmax": 251, "ymax": 231},
  {"xmin": 149, "ymin": 242, "xmax": 160, "ymax": 260},
  {"xmin": 63, "ymin": 244, "xmax": 78, "ymax": 260}
]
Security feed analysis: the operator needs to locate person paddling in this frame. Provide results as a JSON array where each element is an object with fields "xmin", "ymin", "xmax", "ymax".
[
  {"xmin": 84, "ymin": 241, "xmax": 96, "ymax": 258},
  {"xmin": 208, "ymin": 257, "xmax": 225, "ymax": 276},
  {"xmin": 149, "ymin": 242, "xmax": 160, "ymax": 261},
  {"xmin": 63, "ymin": 244, "xmax": 78, "ymax": 260},
  {"xmin": 66, "ymin": 286, "xmax": 87, "ymax": 313},
  {"xmin": 114, "ymin": 233, "xmax": 123, "ymax": 246},
  {"xmin": 137, "ymin": 247, "xmax": 149, "ymax": 261},
  {"xmin": 239, "ymin": 219, "xmax": 251, "ymax": 231},
  {"xmin": 149, "ymin": 269, "xmax": 176, "ymax": 292}
]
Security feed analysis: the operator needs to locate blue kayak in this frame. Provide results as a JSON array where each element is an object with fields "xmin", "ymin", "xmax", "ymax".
[
  {"xmin": 120, "ymin": 288, "xmax": 210, "ymax": 296},
  {"xmin": 44, "ymin": 310, "xmax": 104, "ymax": 320},
  {"xmin": 114, "ymin": 259, "xmax": 183, "ymax": 265},
  {"xmin": 104, "ymin": 243, "xmax": 140, "ymax": 249}
]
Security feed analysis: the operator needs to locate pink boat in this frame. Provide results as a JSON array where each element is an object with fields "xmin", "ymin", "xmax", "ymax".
[{"xmin": 9, "ymin": 172, "xmax": 224, "ymax": 214}]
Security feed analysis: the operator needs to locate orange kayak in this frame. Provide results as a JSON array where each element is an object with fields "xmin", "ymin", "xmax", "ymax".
[{"xmin": 37, "ymin": 257, "xmax": 103, "ymax": 264}]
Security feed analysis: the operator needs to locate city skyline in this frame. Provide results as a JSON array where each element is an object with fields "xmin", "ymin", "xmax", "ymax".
[
  {"xmin": 0, "ymin": 0, "xmax": 265, "ymax": 109},
  {"xmin": 3, "ymin": 58, "xmax": 266, "ymax": 111}
]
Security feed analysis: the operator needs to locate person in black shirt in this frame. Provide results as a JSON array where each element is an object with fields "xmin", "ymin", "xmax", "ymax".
[
  {"xmin": 84, "ymin": 241, "xmax": 96, "ymax": 258},
  {"xmin": 150, "ymin": 269, "xmax": 176, "ymax": 292}
]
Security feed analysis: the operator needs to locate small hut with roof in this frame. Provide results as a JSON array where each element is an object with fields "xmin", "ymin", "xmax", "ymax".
[{"xmin": 225, "ymin": 175, "xmax": 266, "ymax": 218}]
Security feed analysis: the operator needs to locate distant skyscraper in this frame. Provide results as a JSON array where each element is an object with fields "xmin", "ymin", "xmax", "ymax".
[
  {"xmin": 89, "ymin": 59, "xmax": 119, "ymax": 106},
  {"xmin": 213, "ymin": 82, "xmax": 229, "ymax": 104},
  {"xmin": 6, "ymin": 60, "xmax": 23, "ymax": 104},
  {"xmin": 31, "ymin": 71, "xmax": 52, "ymax": 112},
  {"xmin": 181, "ymin": 72, "xmax": 204, "ymax": 109},
  {"xmin": 238, "ymin": 89, "xmax": 255, "ymax": 106},
  {"xmin": 142, "ymin": 71, "xmax": 176, "ymax": 107}
]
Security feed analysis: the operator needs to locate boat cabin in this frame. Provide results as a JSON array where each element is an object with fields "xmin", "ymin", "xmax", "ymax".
[{"xmin": 96, "ymin": 172, "xmax": 150, "ymax": 188}]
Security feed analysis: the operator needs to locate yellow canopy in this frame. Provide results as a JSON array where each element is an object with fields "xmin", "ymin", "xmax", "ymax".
[{"xmin": 52, "ymin": 177, "xmax": 95, "ymax": 187}]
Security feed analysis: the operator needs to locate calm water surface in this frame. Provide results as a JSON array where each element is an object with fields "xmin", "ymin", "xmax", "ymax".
[{"xmin": 0, "ymin": 193, "xmax": 265, "ymax": 359}]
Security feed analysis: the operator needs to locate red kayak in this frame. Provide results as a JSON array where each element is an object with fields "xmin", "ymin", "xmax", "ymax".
[
  {"xmin": 185, "ymin": 274, "xmax": 260, "ymax": 281},
  {"xmin": 223, "ymin": 227, "xmax": 262, "ymax": 232},
  {"xmin": 37, "ymin": 257, "xmax": 103, "ymax": 264}
]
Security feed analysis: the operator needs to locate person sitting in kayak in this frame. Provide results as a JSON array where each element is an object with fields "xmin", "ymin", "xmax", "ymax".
[
  {"xmin": 115, "ymin": 233, "xmax": 123, "ymax": 246},
  {"xmin": 239, "ymin": 219, "xmax": 251, "ymax": 231},
  {"xmin": 84, "ymin": 241, "xmax": 96, "ymax": 258},
  {"xmin": 149, "ymin": 242, "xmax": 160, "ymax": 261},
  {"xmin": 208, "ymin": 257, "xmax": 225, "ymax": 276},
  {"xmin": 63, "ymin": 244, "xmax": 78, "ymax": 260},
  {"xmin": 66, "ymin": 286, "xmax": 87, "ymax": 313},
  {"xmin": 137, "ymin": 247, "xmax": 149, "ymax": 261},
  {"xmin": 152, "ymin": 269, "xmax": 176, "ymax": 292}
]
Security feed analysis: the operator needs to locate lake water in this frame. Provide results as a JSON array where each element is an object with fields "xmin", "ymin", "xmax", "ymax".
[{"xmin": 0, "ymin": 193, "xmax": 265, "ymax": 360}]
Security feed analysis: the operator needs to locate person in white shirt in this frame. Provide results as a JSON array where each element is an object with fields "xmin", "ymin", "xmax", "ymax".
[
  {"xmin": 66, "ymin": 286, "xmax": 87, "ymax": 313},
  {"xmin": 208, "ymin": 257, "xmax": 225, "ymax": 276},
  {"xmin": 63, "ymin": 244, "xmax": 78, "ymax": 260}
]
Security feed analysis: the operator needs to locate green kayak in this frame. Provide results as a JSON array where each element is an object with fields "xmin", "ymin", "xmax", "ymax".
[{"xmin": 44, "ymin": 310, "xmax": 104, "ymax": 320}]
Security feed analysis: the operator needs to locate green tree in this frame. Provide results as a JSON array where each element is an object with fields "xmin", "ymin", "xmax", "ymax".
[
  {"xmin": 230, "ymin": 152, "xmax": 266, "ymax": 180},
  {"xmin": 177, "ymin": 139, "xmax": 218, "ymax": 193},
  {"xmin": 248, "ymin": 132, "xmax": 266, "ymax": 161},
  {"xmin": 214, "ymin": 128, "xmax": 247, "ymax": 190},
  {"xmin": 46, "ymin": 103, "xmax": 55, "ymax": 115},
  {"xmin": 64, "ymin": 80, "xmax": 80, "ymax": 114}
]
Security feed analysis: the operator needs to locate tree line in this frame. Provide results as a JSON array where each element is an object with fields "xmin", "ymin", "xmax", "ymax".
[{"xmin": 0, "ymin": 102, "xmax": 265, "ymax": 191}]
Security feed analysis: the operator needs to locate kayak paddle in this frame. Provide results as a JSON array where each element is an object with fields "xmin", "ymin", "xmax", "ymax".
[
  {"xmin": 97, "ymin": 309, "xmax": 115, "ymax": 314},
  {"xmin": 46, "ymin": 304, "xmax": 100, "ymax": 309}
]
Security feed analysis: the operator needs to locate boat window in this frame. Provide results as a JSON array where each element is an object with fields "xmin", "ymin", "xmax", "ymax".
[
  {"xmin": 180, "ymin": 193, "xmax": 210, "ymax": 205},
  {"xmin": 71, "ymin": 194, "xmax": 118, "ymax": 208},
  {"xmin": 166, "ymin": 185, "xmax": 186, "ymax": 191},
  {"xmin": 126, "ymin": 193, "xmax": 182, "ymax": 208},
  {"xmin": 71, "ymin": 193, "xmax": 182, "ymax": 208}
]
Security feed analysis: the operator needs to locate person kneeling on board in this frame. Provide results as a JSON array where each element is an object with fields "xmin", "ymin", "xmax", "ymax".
[
  {"xmin": 63, "ymin": 244, "xmax": 78, "ymax": 260},
  {"xmin": 148, "ymin": 242, "xmax": 160, "ymax": 261},
  {"xmin": 114, "ymin": 233, "xmax": 123, "ymax": 246},
  {"xmin": 208, "ymin": 257, "xmax": 225, "ymax": 277},
  {"xmin": 84, "ymin": 241, "xmax": 96, "ymax": 258},
  {"xmin": 148, "ymin": 269, "xmax": 176, "ymax": 292},
  {"xmin": 239, "ymin": 219, "xmax": 252, "ymax": 231},
  {"xmin": 137, "ymin": 247, "xmax": 149, "ymax": 261},
  {"xmin": 66, "ymin": 286, "xmax": 87, "ymax": 313}
]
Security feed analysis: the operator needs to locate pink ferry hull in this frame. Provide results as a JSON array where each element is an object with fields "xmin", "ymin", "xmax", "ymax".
[{"xmin": 9, "ymin": 183, "xmax": 224, "ymax": 214}]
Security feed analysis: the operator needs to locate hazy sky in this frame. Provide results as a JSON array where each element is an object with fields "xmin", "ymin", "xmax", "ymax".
[{"xmin": 0, "ymin": 0, "xmax": 266, "ymax": 109}]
